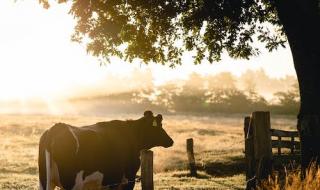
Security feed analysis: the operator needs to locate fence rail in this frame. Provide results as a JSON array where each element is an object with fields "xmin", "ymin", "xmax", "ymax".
[
  {"xmin": 270, "ymin": 129, "xmax": 299, "ymax": 137},
  {"xmin": 270, "ymin": 128, "xmax": 300, "ymax": 155},
  {"xmin": 271, "ymin": 140, "xmax": 300, "ymax": 149}
]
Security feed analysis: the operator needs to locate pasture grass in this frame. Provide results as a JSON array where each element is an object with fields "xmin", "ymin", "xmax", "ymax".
[
  {"xmin": 0, "ymin": 113, "xmax": 296, "ymax": 189},
  {"xmin": 259, "ymin": 163, "xmax": 320, "ymax": 190}
]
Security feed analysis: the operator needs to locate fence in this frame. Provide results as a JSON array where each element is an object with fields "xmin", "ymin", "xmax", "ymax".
[
  {"xmin": 140, "ymin": 150, "xmax": 154, "ymax": 190},
  {"xmin": 186, "ymin": 138, "xmax": 198, "ymax": 177},
  {"xmin": 244, "ymin": 111, "xmax": 300, "ymax": 189},
  {"xmin": 142, "ymin": 112, "xmax": 301, "ymax": 189},
  {"xmin": 270, "ymin": 129, "xmax": 300, "ymax": 156}
]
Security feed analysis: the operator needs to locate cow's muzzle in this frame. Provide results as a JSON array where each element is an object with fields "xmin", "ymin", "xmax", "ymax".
[{"xmin": 164, "ymin": 138, "xmax": 174, "ymax": 148}]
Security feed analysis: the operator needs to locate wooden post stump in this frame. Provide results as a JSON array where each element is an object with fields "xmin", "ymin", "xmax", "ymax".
[
  {"xmin": 278, "ymin": 136, "xmax": 282, "ymax": 156},
  {"xmin": 252, "ymin": 111, "xmax": 272, "ymax": 180},
  {"xmin": 291, "ymin": 136, "xmax": 295, "ymax": 155},
  {"xmin": 141, "ymin": 150, "xmax": 154, "ymax": 190},
  {"xmin": 186, "ymin": 138, "xmax": 197, "ymax": 177}
]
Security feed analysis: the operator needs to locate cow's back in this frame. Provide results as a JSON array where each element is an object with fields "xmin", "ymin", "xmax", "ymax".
[{"xmin": 82, "ymin": 120, "xmax": 139, "ymax": 154}]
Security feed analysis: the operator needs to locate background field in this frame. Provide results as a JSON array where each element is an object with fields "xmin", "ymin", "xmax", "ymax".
[{"xmin": 0, "ymin": 113, "xmax": 297, "ymax": 189}]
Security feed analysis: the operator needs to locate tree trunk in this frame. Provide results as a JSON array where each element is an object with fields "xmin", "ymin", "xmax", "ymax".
[{"xmin": 274, "ymin": 0, "xmax": 320, "ymax": 170}]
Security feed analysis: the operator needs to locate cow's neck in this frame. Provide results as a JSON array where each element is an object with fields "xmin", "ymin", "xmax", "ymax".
[
  {"xmin": 123, "ymin": 121, "xmax": 143, "ymax": 151},
  {"xmin": 124, "ymin": 120, "xmax": 155, "ymax": 152}
]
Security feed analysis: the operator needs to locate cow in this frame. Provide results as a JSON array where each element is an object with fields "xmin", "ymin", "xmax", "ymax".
[{"xmin": 38, "ymin": 111, "xmax": 174, "ymax": 190}]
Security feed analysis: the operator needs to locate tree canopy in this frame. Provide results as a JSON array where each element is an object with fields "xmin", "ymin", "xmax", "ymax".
[{"xmin": 40, "ymin": 0, "xmax": 287, "ymax": 66}]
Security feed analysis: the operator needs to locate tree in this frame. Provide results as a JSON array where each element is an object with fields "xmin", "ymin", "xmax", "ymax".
[
  {"xmin": 273, "ymin": 83, "xmax": 300, "ymax": 114},
  {"xmin": 40, "ymin": 0, "xmax": 320, "ymax": 170},
  {"xmin": 206, "ymin": 72, "xmax": 236, "ymax": 90}
]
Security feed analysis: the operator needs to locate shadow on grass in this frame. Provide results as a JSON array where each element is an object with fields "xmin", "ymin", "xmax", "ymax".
[
  {"xmin": 171, "ymin": 172, "xmax": 211, "ymax": 179},
  {"xmin": 271, "ymin": 154, "xmax": 301, "ymax": 182},
  {"xmin": 272, "ymin": 154, "xmax": 300, "ymax": 170},
  {"xmin": 199, "ymin": 156, "xmax": 246, "ymax": 177},
  {"xmin": 0, "ymin": 166, "xmax": 38, "ymax": 175},
  {"xmin": 176, "ymin": 128, "xmax": 224, "ymax": 136},
  {"xmin": 196, "ymin": 154, "xmax": 300, "ymax": 177}
]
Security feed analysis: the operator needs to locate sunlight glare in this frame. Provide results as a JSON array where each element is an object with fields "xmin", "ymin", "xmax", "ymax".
[{"xmin": 0, "ymin": 0, "xmax": 296, "ymax": 110}]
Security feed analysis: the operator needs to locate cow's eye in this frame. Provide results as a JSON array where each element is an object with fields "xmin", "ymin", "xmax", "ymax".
[{"xmin": 152, "ymin": 120, "xmax": 157, "ymax": 127}]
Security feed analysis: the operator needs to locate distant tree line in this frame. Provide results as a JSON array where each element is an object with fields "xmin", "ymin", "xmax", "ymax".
[{"xmin": 71, "ymin": 70, "xmax": 299, "ymax": 115}]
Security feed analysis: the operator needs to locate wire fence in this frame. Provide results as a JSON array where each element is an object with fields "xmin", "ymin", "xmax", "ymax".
[{"xmin": 100, "ymin": 177, "xmax": 141, "ymax": 190}]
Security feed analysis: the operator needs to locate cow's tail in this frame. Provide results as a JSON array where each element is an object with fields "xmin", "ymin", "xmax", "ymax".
[
  {"xmin": 38, "ymin": 124, "xmax": 62, "ymax": 190},
  {"xmin": 39, "ymin": 130, "xmax": 51, "ymax": 190},
  {"xmin": 45, "ymin": 149, "xmax": 52, "ymax": 190}
]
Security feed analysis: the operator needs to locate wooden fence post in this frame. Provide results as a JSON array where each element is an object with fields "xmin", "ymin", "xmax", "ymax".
[
  {"xmin": 251, "ymin": 111, "xmax": 272, "ymax": 180},
  {"xmin": 278, "ymin": 136, "xmax": 282, "ymax": 156},
  {"xmin": 291, "ymin": 136, "xmax": 295, "ymax": 155},
  {"xmin": 186, "ymin": 138, "xmax": 197, "ymax": 177},
  {"xmin": 141, "ymin": 150, "xmax": 154, "ymax": 190},
  {"xmin": 244, "ymin": 116, "xmax": 254, "ymax": 180}
]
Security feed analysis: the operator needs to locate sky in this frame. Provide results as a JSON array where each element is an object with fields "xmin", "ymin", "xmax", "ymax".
[{"xmin": 0, "ymin": 0, "xmax": 296, "ymax": 102}]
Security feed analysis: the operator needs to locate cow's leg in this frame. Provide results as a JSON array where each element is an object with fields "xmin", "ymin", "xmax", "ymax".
[
  {"xmin": 115, "ymin": 174, "xmax": 131, "ymax": 190},
  {"xmin": 77, "ymin": 171, "xmax": 104, "ymax": 190},
  {"xmin": 56, "ymin": 167, "xmax": 77, "ymax": 190},
  {"xmin": 52, "ymin": 149, "xmax": 77, "ymax": 190},
  {"xmin": 122, "ymin": 174, "xmax": 136, "ymax": 190},
  {"xmin": 123, "ymin": 159, "xmax": 140, "ymax": 190},
  {"xmin": 102, "ymin": 170, "xmax": 123, "ymax": 189}
]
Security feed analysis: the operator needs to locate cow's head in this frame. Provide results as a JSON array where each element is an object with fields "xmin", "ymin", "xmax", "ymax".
[{"xmin": 138, "ymin": 110, "xmax": 174, "ymax": 149}]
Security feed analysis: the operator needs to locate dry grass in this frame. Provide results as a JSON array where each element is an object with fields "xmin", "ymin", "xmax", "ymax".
[
  {"xmin": 259, "ymin": 163, "xmax": 320, "ymax": 190},
  {"xmin": 0, "ymin": 113, "xmax": 296, "ymax": 189}
]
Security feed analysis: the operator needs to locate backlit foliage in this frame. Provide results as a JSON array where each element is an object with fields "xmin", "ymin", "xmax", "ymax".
[{"xmin": 39, "ymin": 0, "xmax": 286, "ymax": 66}]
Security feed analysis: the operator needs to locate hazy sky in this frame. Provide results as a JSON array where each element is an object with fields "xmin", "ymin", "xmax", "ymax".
[{"xmin": 0, "ymin": 0, "xmax": 296, "ymax": 101}]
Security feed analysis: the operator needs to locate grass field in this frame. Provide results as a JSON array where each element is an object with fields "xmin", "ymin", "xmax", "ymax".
[{"xmin": 0, "ymin": 113, "xmax": 297, "ymax": 189}]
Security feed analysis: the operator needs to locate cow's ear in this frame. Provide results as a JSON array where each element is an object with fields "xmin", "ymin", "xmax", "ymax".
[
  {"xmin": 156, "ymin": 114, "xmax": 163, "ymax": 122},
  {"xmin": 156, "ymin": 114, "xmax": 163, "ymax": 127},
  {"xmin": 144, "ymin": 110, "xmax": 153, "ymax": 118}
]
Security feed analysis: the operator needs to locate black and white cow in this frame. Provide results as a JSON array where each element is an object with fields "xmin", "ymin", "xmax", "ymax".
[{"xmin": 38, "ymin": 111, "xmax": 174, "ymax": 190}]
